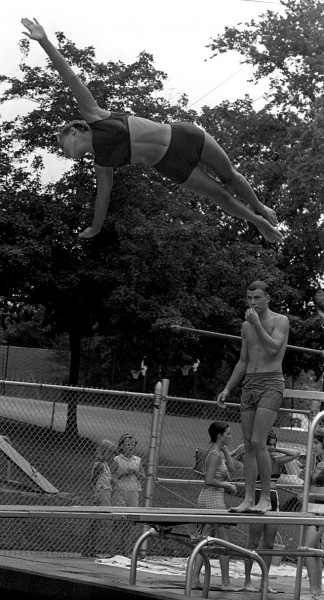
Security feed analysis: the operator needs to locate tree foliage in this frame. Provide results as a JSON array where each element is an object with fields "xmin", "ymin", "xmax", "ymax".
[{"xmin": 0, "ymin": 11, "xmax": 323, "ymax": 409}]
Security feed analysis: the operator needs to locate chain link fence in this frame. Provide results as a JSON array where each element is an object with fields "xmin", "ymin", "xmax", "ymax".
[
  {"xmin": 0, "ymin": 381, "xmax": 155, "ymax": 557},
  {"xmin": 154, "ymin": 385, "xmax": 321, "ymax": 561},
  {"xmin": 0, "ymin": 379, "xmax": 322, "ymax": 561},
  {"xmin": 0, "ymin": 345, "xmax": 68, "ymax": 384}
]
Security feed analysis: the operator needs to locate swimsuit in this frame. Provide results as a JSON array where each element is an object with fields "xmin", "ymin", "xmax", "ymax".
[
  {"xmin": 89, "ymin": 114, "xmax": 205, "ymax": 184},
  {"xmin": 154, "ymin": 122, "xmax": 205, "ymax": 184},
  {"xmin": 241, "ymin": 372, "xmax": 285, "ymax": 413},
  {"xmin": 89, "ymin": 113, "xmax": 131, "ymax": 167},
  {"xmin": 197, "ymin": 450, "xmax": 229, "ymax": 510}
]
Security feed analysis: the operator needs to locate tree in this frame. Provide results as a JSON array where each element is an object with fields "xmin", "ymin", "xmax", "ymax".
[
  {"xmin": 207, "ymin": 0, "xmax": 324, "ymax": 358},
  {"xmin": 1, "ymin": 15, "xmax": 323, "ymax": 409}
]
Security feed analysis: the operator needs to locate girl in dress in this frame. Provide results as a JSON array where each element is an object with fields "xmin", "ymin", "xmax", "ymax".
[{"xmin": 111, "ymin": 433, "xmax": 146, "ymax": 506}]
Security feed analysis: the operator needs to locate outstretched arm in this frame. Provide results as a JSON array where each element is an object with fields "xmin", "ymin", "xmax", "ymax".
[
  {"xmin": 79, "ymin": 165, "xmax": 114, "ymax": 239},
  {"xmin": 21, "ymin": 17, "xmax": 110, "ymax": 123}
]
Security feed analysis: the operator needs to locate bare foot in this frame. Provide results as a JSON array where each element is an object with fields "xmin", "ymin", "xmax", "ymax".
[
  {"xmin": 259, "ymin": 205, "xmax": 278, "ymax": 227},
  {"xmin": 254, "ymin": 216, "xmax": 283, "ymax": 243},
  {"xmin": 229, "ymin": 500, "xmax": 254, "ymax": 513},
  {"xmin": 221, "ymin": 584, "xmax": 244, "ymax": 591},
  {"xmin": 244, "ymin": 583, "xmax": 259, "ymax": 592},
  {"xmin": 248, "ymin": 500, "xmax": 272, "ymax": 514}
]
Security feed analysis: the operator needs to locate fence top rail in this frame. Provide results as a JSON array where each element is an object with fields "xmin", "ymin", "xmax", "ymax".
[
  {"xmin": 171, "ymin": 325, "xmax": 324, "ymax": 357},
  {"xmin": 165, "ymin": 396, "xmax": 320, "ymax": 409},
  {"xmin": 284, "ymin": 390, "xmax": 324, "ymax": 400},
  {"xmin": 1, "ymin": 380, "xmax": 154, "ymax": 399},
  {"xmin": 0, "ymin": 506, "xmax": 323, "ymax": 526}
]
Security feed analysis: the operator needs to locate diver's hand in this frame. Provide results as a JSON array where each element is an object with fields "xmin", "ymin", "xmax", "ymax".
[
  {"xmin": 79, "ymin": 226, "xmax": 101, "ymax": 239},
  {"xmin": 21, "ymin": 18, "xmax": 47, "ymax": 42}
]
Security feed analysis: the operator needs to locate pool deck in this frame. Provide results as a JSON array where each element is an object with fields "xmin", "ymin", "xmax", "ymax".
[{"xmin": 0, "ymin": 553, "xmax": 310, "ymax": 600}]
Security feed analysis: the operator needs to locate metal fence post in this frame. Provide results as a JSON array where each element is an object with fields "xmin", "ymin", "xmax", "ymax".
[
  {"xmin": 139, "ymin": 381, "xmax": 163, "ymax": 558},
  {"xmin": 143, "ymin": 380, "xmax": 163, "ymax": 509},
  {"xmin": 153, "ymin": 379, "xmax": 169, "ymax": 478}
]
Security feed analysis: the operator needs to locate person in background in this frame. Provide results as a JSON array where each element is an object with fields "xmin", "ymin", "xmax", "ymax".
[
  {"xmin": 111, "ymin": 433, "xmax": 146, "ymax": 506},
  {"xmin": 21, "ymin": 18, "xmax": 283, "ymax": 245},
  {"xmin": 303, "ymin": 428, "xmax": 324, "ymax": 600},
  {"xmin": 90, "ymin": 439, "xmax": 116, "ymax": 505},
  {"xmin": 244, "ymin": 429, "xmax": 300, "ymax": 593},
  {"xmin": 109, "ymin": 433, "xmax": 146, "ymax": 556},
  {"xmin": 191, "ymin": 421, "xmax": 243, "ymax": 592},
  {"xmin": 84, "ymin": 438, "xmax": 116, "ymax": 557}
]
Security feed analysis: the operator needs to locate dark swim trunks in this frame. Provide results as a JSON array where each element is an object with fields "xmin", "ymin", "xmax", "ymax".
[
  {"xmin": 154, "ymin": 122, "xmax": 205, "ymax": 184},
  {"xmin": 241, "ymin": 372, "xmax": 285, "ymax": 413}
]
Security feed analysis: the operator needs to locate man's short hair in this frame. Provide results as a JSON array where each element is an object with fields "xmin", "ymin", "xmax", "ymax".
[{"xmin": 247, "ymin": 280, "xmax": 270, "ymax": 295}]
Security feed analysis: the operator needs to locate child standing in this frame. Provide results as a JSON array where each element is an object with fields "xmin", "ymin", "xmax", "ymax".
[
  {"xmin": 111, "ymin": 433, "xmax": 146, "ymax": 507},
  {"xmin": 84, "ymin": 439, "xmax": 115, "ymax": 557},
  {"xmin": 110, "ymin": 433, "xmax": 146, "ymax": 556},
  {"xmin": 90, "ymin": 439, "xmax": 115, "ymax": 506}
]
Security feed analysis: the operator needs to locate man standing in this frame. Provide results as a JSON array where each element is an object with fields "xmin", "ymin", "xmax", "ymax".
[{"xmin": 217, "ymin": 280, "xmax": 289, "ymax": 514}]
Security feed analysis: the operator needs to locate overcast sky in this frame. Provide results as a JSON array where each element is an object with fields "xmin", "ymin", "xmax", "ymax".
[{"xmin": 2, "ymin": 0, "xmax": 286, "ymax": 180}]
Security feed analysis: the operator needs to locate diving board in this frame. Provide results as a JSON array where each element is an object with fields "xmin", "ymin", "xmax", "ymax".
[
  {"xmin": 0, "ymin": 505, "xmax": 322, "ymax": 524},
  {"xmin": 0, "ymin": 506, "xmax": 322, "ymax": 599}
]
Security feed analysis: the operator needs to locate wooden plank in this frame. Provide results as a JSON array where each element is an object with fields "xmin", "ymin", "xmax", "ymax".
[{"xmin": 0, "ymin": 436, "xmax": 58, "ymax": 494}]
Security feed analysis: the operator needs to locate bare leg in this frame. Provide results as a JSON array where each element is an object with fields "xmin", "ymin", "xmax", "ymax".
[
  {"xmin": 244, "ymin": 523, "xmax": 263, "ymax": 591},
  {"xmin": 181, "ymin": 166, "xmax": 283, "ymax": 243},
  {"xmin": 230, "ymin": 408, "xmax": 277, "ymax": 513},
  {"xmin": 199, "ymin": 133, "xmax": 278, "ymax": 226},
  {"xmin": 305, "ymin": 526, "xmax": 323, "ymax": 597},
  {"xmin": 260, "ymin": 524, "xmax": 280, "ymax": 594},
  {"xmin": 218, "ymin": 526, "xmax": 243, "ymax": 591},
  {"xmin": 250, "ymin": 408, "xmax": 278, "ymax": 513},
  {"xmin": 191, "ymin": 523, "xmax": 213, "ymax": 588},
  {"xmin": 191, "ymin": 553, "xmax": 204, "ymax": 589},
  {"xmin": 229, "ymin": 411, "xmax": 257, "ymax": 513}
]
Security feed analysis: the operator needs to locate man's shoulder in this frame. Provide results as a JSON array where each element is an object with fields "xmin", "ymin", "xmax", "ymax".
[{"xmin": 272, "ymin": 312, "xmax": 289, "ymax": 326}]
